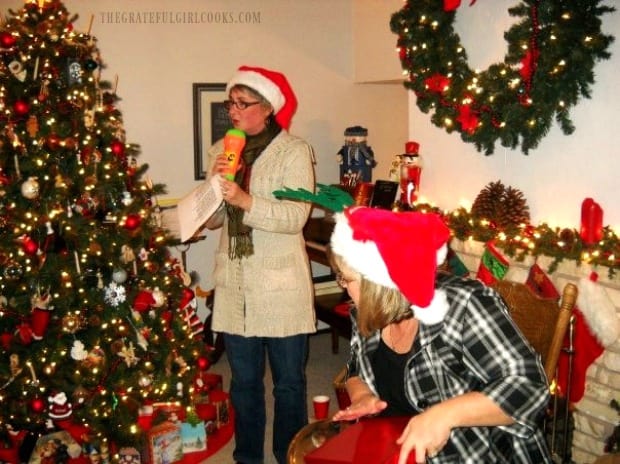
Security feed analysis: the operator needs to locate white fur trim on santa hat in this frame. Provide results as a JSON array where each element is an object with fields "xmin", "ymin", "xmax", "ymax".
[
  {"xmin": 412, "ymin": 290, "xmax": 449, "ymax": 325},
  {"xmin": 577, "ymin": 275, "xmax": 620, "ymax": 347},
  {"xmin": 331, "ymin": 211, "xmax": 397, "ymax": 290},
  {"xmin": 226, "ymin": 70, "xmax": 285, "ymax": 112}
]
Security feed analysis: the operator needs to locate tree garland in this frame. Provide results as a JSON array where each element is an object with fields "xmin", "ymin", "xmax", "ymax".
[{"xmin": 390, "ymin": 0, "xmax": 615, "ymax": 154}]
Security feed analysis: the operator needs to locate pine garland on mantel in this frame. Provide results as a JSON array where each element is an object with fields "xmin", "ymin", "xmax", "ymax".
[
  {"xmin": 413, "ymin": 202, "xmax": 620, "ymax": 278},
  {"xmin": 390, "ymin": 0, "xmax": 616, "ymax": 154}
]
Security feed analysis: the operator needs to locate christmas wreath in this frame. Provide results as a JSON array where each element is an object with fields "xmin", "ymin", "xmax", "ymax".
[{"xmin": 391, "ymin": 0, "xmax": 615, "ymax": 154}]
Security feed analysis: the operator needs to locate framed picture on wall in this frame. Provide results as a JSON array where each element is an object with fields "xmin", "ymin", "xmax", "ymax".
[{"xmin": 192, "ymin": 83, "xmax": 231, "ymax": 180}]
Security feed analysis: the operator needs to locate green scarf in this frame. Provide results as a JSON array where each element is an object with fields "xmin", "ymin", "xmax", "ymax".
[{"xmin": 226, "ymin": 120, "xmax": 281, "ymax": 259}]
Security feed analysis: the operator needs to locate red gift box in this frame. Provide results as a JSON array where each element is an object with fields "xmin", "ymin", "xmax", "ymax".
[{"xmin": 304, "ymin": 417, "xmax": 415, "ymax": 464}]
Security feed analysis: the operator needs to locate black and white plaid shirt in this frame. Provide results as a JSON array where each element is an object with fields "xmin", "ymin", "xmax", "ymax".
[{"xmin": 346, "ymin": 273, "xmax": 552, "ymax": 463}]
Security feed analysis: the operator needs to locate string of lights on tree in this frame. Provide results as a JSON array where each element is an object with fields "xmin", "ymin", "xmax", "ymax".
[
  {"xmin": 0, "ymin": 0, "xmax": 210, "ymax": 455},
  {"xmin": 390, "ymin": 0, "xmax": 615, "ymax": 154}
]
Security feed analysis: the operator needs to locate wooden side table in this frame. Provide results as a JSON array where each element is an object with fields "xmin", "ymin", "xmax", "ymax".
[{"xmin": 287, "ymin": 420, "xmax": 346, "ymax": 464}]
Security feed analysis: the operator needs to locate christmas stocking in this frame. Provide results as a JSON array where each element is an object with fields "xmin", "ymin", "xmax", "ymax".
[
  {"xmin": 476, "ymin": 241, "xmax": 509, "ymax": 285},
  {"xmin": 526, "ymin": 265, "xmax": 619, "ymax": 403},
  {"xmin": 445, "ymin": 247, "xmax": 470, "ymax": 277},
  {"xmin": 567, "ymin": 272, "xmax": 620, "ymax": 402}
]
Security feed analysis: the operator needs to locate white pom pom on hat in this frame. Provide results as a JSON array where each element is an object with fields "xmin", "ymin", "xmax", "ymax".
[
  {"xmin": 226, "ymin": 65, "xmax": 298, "ymax": 130},
  {"xmin": 330, "ymin": 207, "xmax": 451, "ymax": 325}
]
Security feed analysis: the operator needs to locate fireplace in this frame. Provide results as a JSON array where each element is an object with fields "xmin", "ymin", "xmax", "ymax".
[{"xmin": 452, "ymin": 239, "xmax": 619, "ymax": 463}]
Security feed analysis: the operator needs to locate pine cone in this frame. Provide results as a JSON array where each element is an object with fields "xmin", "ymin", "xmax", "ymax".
[
  {"xmin": 471, "ymin": 180, "xmax": 506, "ymax": 221},
  {"xmin": 471, "ymin": 181, "xmax": 530, "ymax": 230},
  {"xmin": 499, "ymin": 186, "xmax": 530, "ymax": 228}
]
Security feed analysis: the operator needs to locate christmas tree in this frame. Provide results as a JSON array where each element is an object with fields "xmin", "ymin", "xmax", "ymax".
[{"xmin": 0, "ymin": 0, "xmax": 207, "ymax": 457}]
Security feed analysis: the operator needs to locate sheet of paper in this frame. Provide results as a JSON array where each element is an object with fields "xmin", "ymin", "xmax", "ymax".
[{"xmin": 177, "ymin": 175, "xmax": 223, "ymax": 242}]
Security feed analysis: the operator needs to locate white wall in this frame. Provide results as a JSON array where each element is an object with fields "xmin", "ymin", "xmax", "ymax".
[
  {"xmin": 399, "ymin": 3, "xmax": 620, "ymax": 230},
  {"xmin": 0, "ymin": 0, "xmax": 409, "ymax": 294}
]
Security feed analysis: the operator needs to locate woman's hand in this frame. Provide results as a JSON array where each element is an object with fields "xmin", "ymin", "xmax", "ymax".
[
  {"xmin": 396, "ymin": 408, "xmax": 451, "ymax": 464},
  {"xmin": 211, "ymin": 153, "xmax": 231, "ymax": 177},
  {"xmin": 213, "ymin": 154, "xmax": 252, "ymax": 211},
  {"xmin": 220, "ymin": 178, "xmax": 252, "ymax": 211},
  {"xmin": 331, "ymin": 392, "xmax": 387, "ymax": 422}
]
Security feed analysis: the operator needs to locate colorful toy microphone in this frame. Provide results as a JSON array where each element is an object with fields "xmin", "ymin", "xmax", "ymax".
[{"xmin": 222, "ymin": 129, "xmax": 246, "ymax": 181}]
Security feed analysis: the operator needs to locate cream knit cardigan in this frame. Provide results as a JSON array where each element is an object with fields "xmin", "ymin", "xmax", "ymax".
[{"xmin": 206, "ymin": 131, "xmax": 318, "ymax": 337}]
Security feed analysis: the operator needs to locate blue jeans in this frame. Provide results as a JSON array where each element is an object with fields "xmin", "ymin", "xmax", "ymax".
[{"xmin": 224, "ymin": 333, "xmax": 308, "ymax": 464}]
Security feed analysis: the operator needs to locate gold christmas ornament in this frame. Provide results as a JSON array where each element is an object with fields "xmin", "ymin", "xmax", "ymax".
[{"xmin": 26, "ymin": 115, "xmax": 39, "ymax": 137}]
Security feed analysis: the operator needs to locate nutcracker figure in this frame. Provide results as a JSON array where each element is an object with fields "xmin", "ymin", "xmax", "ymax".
[{"xmin": 336, "ymin": 126, "xmax": 376, "ymax": 187}]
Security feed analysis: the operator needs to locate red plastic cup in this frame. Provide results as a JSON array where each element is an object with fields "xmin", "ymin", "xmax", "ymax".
[{"xmin": 313, "ymin": 395, "xmax": 330, "ymax": 420}]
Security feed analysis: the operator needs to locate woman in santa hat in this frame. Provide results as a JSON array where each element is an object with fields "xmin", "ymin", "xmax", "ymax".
[
  {"xmin": 204, "ymin": 66, "xmax": 316, "ymax": 464},
  {"xmin": 329, "ymin": 207, "xmax": 552, "ymax": 464}
]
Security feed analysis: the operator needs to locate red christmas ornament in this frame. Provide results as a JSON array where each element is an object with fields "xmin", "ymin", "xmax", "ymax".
[
  {"xmin": 31, "ymin": 397, "xmax": 46, "ymax": 413},
  {"xmin": 124, "ymin": 214, "xmax": 141, "ymax": 230},
  {"xmin": 133, "ymin": 290, "xmax": 155, "ymax": 313},
  {"xmin": 0, "ymin": 332, "xmax": 12, "ymax": 350},
  {"xmin": 110, "ymin": 140, "xmax": 125, "ymax": 157},
  {"xmin": 398, "ymin": 45, "xmax": 407, "ymax": 61},
  {"xmin": 161, "ymin": 310, "xmax": 173, "ymax": 326},
  {"xmin": 79, "ymin": 146, "xmax": 92, "ymax": 165},
  {"xmin": 15, "ymin": 323, "xmax": 34, "ymax": 345},
  {"xmin": 197, "ymin": 356, "xmax": 210, "ymax": 371},
  {"xmin": 0, "ymin": 31, "xmax": 17, "ymax": 48},
  {"xmin": 13, "ymin": 99, "xmax": 30, "ymax": 116},
  {"xmin": 46, "ymin": 133, "xmax": 61, "ymax": 150},
  {"xmin": 22, "ymin": 236, "xmax": 39, "ymax": 256},
  {"xmin": 0, "ymin": 169, "xmax": 10, "ymax": 186},
  {"xmin": 179, "ymin": 287, "xmax": 195, "ymax": 310}
]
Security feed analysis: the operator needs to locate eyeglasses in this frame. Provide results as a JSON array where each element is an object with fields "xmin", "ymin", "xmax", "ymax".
[
  {"xmin": 223, "ymin": 100, "xmax": 261, "ymax": 111},
  {"xmin": 336, "ymin": 272, "xmax": 355, "ymax": 289}
]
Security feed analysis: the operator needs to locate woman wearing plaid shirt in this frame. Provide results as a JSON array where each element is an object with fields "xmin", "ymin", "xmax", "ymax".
[{"xmin": 329, "ymin": 207, "xmax": 551, "ymax": 464}]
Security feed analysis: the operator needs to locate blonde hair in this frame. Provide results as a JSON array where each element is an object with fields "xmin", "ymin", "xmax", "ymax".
[{"xmin": 329, "ymin": 247, "xmax": 411, "ymax": 337}]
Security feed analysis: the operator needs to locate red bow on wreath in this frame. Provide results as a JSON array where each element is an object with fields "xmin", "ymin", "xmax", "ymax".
[
  {"xmin": 457, "ymin": 103, "xmax": 479, "ymax": 134},
  {"xmin": 444, "ymin": 0, "xmax": 477, "ymax": 12},
  {"xmin": 425, "ymin": 73, "xmax": 451, "ymax": 93}
]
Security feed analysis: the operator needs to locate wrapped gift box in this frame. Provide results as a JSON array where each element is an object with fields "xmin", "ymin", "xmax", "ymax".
[
  {"xmin": 304, "ymin": 417, "xmax": 415, "ymax": 464},
  {"xmin": 208, "ymin": 390, "xmax": 231, "ymax": 428},
  {"xmin": 181, "ymin": 421, "xmax": 207, "ymax": 453},
  {"xmin": 143, "ymin": 421, "xmax": 183, "ymax": 464}
]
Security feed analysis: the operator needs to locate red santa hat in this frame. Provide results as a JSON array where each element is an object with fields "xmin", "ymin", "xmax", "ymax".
[
  {"xmin": 330, "ymin": 207, "xmax": 451, "ymax": 324},
  {"xmin": 226, "ymin": 65, "xmax": 298, "ymax": 130}
]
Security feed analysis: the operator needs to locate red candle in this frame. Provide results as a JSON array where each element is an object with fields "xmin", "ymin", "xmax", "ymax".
[{"xmin": 580, "ymin": 198, "xmax": 603, "ymax": 245}]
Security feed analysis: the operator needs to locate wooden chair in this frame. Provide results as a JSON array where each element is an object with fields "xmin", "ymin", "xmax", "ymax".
[
  {"xmin": 490, "ymin": 280, "xmax": 577, "ymax": 383},
  {"xmin": 491, "ymin": 279, "xmax": 578, "ymax": 462}
]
